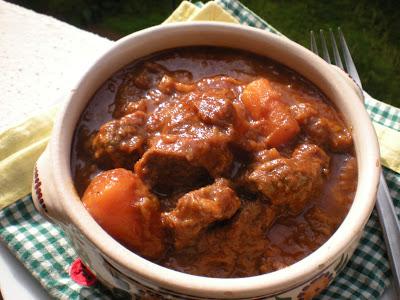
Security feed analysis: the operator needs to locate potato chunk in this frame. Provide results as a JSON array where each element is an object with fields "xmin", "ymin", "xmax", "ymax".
[{"xmin": 82, "ymin": 168, "xmax": 164, "ymax": 259}]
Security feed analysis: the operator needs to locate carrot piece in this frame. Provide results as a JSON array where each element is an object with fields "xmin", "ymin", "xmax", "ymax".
[
  {"xmin": 82, "ymin": 168, "xmax": 164, "ymax": 259},
  {"xmin": 242, "ymin": 78, "xmax": 300, "ymax": 146},
  {"xmin": 266, "ymin": 100, "xmax": 300, "ymax": 147},
  {"xmin": 241, "ymin": 78, "xmax": 276, "ymax": 119}
]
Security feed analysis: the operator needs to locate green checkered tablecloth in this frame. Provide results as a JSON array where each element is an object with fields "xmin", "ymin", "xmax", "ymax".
[{"xmin": 1, "ymin": 0, "xmax": 399, "ymax": 299}]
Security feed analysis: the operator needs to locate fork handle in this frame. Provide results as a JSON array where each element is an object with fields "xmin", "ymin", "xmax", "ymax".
[{"xmin": 375, "ymin": 172, "xmax": 400, "ymax": 297}]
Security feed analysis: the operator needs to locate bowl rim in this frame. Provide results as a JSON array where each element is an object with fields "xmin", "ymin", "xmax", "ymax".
[{"xmin": 49, "ymin": 22, "xmax": 380, "ymax": 298}]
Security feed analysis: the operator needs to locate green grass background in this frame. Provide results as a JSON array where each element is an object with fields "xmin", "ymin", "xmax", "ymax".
[{"xmin": 14, "ymin": 0, "xmax": 400, "ymax": 108}]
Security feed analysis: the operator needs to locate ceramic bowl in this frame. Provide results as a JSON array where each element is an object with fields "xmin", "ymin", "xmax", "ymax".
[{"xmin": 32, "ymin": 22, "xmax": 380, "ymax": 299}]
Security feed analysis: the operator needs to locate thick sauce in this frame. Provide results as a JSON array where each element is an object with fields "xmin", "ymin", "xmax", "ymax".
[{"xmin": 72, "ymin": 47, "xmax": 357, "ymax": 278}]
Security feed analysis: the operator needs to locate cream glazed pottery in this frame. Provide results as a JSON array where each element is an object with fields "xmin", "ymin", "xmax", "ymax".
[{"xmin": 32, "ymin": 22, "xmax": 380, "ymax": 299}]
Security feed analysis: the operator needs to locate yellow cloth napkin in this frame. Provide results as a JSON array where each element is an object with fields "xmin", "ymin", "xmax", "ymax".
[
  {"xmin": 0, "ymin": 105, "xmax": 58, "ymax": 209},
  {"xmin": 187, "ymin": 2, "xmax": 239, "ymax": 23},
  {"xmin": 373, "ymin": 122, "xmax": 400, "ymax": 172},
  {"xmin": 0, "ymin": 0, "xmax": 399, "ymax": 210},
  {"xmin": 164, "ymin": 1, "xmax": 239, "ymax": 24},
  {"xmin": 163, "ymin": 1, "xmax": 200, "ymax": 23}
]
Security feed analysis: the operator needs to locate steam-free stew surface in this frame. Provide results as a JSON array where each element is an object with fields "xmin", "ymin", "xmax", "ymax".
[{"xmin": 72, "ymin": 47, "xmax": 357, "ymax": 278}]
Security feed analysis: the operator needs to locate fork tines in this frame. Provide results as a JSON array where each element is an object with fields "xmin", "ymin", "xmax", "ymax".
[{"xmin": 310, "ymin": 28, "xmax": 362, "ymax": 88}]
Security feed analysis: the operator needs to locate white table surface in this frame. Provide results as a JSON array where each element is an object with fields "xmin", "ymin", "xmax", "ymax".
[
  {"xmin": 0, "ymin": 242, "xmax": 52, "ymax": 300},
  {"xmin": 0, "ymin": 1, "xmax": 111, "ymax": 298},
  {"xmin": 0, "ymin": 1, "xmax": 396, "ymax": 299},
  {"xmin": 0, "ymin": 0, "xmax": 112, "ymax": 131}
]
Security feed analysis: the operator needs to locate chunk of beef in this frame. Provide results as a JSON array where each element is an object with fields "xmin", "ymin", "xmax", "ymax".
[
  {"xmin": 91, "ymin": 111, "xmax": 147, "ymax": 168},
  {"xmin": 118, "ymin": 99, "xmax": 147, "ymax": 116},
  {"xmin": 246, "ymin": 144, "xmax": 330, "ymax": 215},
  {"xmin": 113, "ymin": 63, "xmax": 168, "ymax": 118},
  {"xmin": 144, "ymin": 75, "xmax": 242, "ymax": 142},
  {"xmin": 189, "ymin": 76, "xmax": 243, "ymax": 129},
  {"xmin": 259, "ymin": 244, "xmax": 297, "ymax": 273},
  {"xmin": 146, "ymin": 93, "xmax": 234, "ymax": 140},
  {"xmin": 289, "ymin": 102, "xmax": 318, "ymax": 123},
  {"xmin": 305, "ymin": 117, "xmax": 352, "ymax": 151},
  {"xmin": 163, "ymin": 200, "xmax": 276, "ymax": 277},
  {"xmin": 290, "ymin": 102, "xmax": 352, "ymax": 151},
  {"xmin": 330, "ymin": 156, "xmax": 357, "ymax": 210},
  {"xmin": 162, "ymin": 178, "xmax": 241, "ymax": 249},
  {"xmin": 305, "ymin": 206, "xmax": 338, "ymax": 237},
  {"xmin": 158, "ymin": 75, "xmax": 195, "ymax": 94},
  {"xmin": 134, "ymin": 136, "xmax": 233, "ymax": 193},
  {"xmin": 196, "ymin": 75, "xmax": 242, "ymax": 92},
  {"xmin": 190, "ymin": 89, "xmax": 236, "ymax": 127},
  {"xmin": 134, "ymin": 146, "xmax": 210, "ymax": 195}
]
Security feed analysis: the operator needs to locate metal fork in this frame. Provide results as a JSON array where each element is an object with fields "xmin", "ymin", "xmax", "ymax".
[{"xmin": 310, "ymin": 28, "xmax": 400, "ymax": 298}]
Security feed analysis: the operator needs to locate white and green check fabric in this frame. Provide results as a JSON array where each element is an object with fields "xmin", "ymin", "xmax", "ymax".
[{"xmin": 1, "ymin": 0, "xmax": 399, "ymax": 299}]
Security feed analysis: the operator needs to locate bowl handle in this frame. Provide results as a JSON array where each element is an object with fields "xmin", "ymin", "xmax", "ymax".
[{"xmin": 32, "ymin": 146, "xmax": 68, "ymax": 224}]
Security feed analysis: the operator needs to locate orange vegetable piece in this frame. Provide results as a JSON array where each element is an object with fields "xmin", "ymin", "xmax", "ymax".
[
  {"xmin": 265, "ymin": 100, "xmax": 300, "ymax": 147},
  {"xmin": 82, "ymin": 168, "xmax": 164, "ymax": 259},
  {"xmin": 242, "ymin": 78, "xmax": 300, "ymax": 147},
  {"xmin": 242, "ymin": 78, "xmax": 275, "ymax": 119}
]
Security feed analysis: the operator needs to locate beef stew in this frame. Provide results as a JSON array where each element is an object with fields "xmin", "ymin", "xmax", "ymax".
[{"xmin": 72, "ymin": 47, "xmax": 357, "ymax": 278}]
